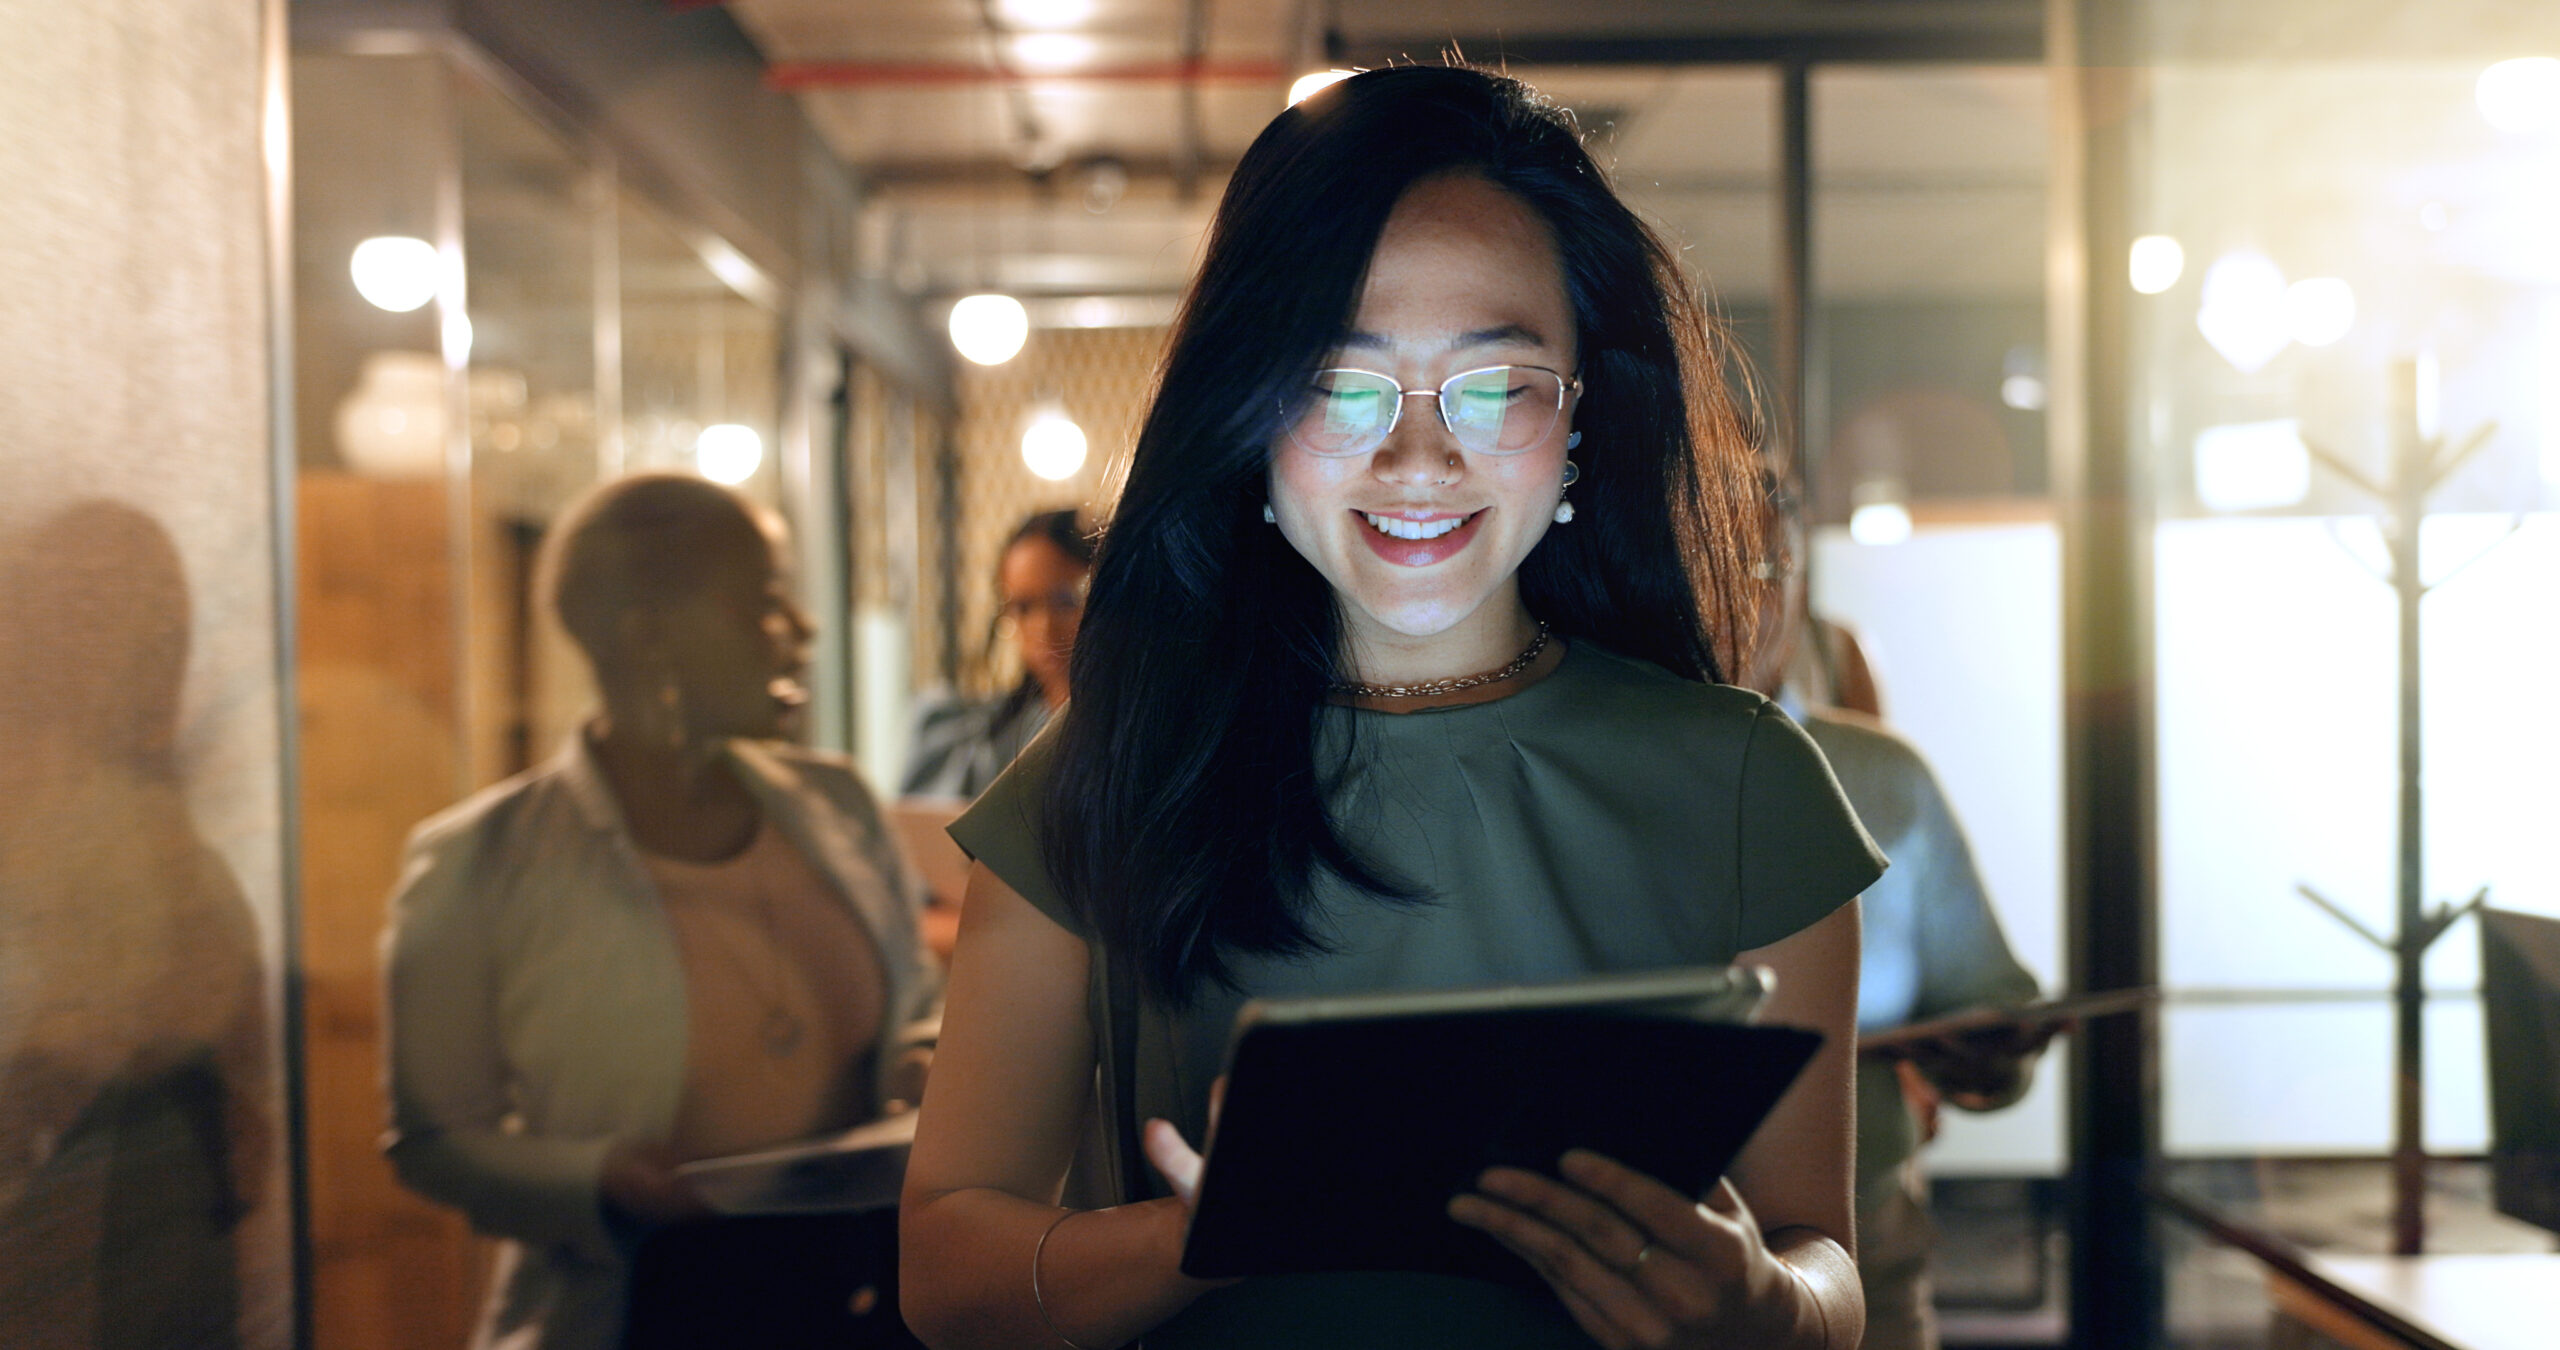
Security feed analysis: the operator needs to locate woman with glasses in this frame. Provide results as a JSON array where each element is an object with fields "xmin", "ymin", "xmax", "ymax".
[
  {"xmin": 900, "ymin": 509, "xmax": 1095, "ymax": 802},
  {"xmin": 902, "ymin": 65, "xmax": 1878, "ymax": 1350}
]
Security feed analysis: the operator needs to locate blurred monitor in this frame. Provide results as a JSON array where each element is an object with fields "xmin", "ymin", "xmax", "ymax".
[{"xmin": 2481, "ymin": 908, "xmax": 2560, "ymax": 1237}]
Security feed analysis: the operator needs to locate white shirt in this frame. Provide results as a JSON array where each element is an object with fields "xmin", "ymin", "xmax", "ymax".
[{"xmin": 383, "ymin": 735, "xmax": 939, "ymax": 1350}]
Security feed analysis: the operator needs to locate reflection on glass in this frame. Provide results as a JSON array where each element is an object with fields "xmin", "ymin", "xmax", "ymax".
[
  {"xmin": 2136, "ymin": 25, "xmax": 2560, "ymax": 1346},
  {"xmin": 620, "ymin": 193, "xmax": 779, "ymax": 505},
  {"xmin": 2131, "ymin": 234, "xmax": 2187, "ymax": 294},
  {"xmin": 349, "ymin": 235, "xmax": 440, "ymax": 313},
  {"xmin": 1803, "ymin": 65, "xmax": 2062, "ymax": 1187},
  {"xmin": 0, "ymin": 503, "xmax": 275, "ymax": 1350},
  {"xmin": 2142, "ymin": 31, "xmax": 2560, "ymax": 1177}
]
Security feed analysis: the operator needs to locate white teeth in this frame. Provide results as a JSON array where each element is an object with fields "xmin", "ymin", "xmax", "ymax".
[{"xmin": 1363, "ymin": 512, "xmax": 1467, "ymax": 540}]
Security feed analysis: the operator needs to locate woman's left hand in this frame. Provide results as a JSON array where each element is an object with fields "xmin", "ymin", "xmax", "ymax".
[{"xmin": 1448, "ymin": 1150, "xmax": 1804, "ymax": 1350}]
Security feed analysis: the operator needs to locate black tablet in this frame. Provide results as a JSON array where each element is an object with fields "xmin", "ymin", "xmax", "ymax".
[{"xmin": 1178, "ymin": 965, "xmax": 1823, "ymax": 1286}]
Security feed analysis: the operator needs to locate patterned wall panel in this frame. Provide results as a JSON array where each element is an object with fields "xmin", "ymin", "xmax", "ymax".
[{"xmin": 947, "ymin": 325, "xmax": 1166, "ymax": 695}]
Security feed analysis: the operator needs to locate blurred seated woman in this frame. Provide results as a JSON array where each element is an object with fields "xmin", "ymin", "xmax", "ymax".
[
  {"xmin": 902, "ymin": 66, "xmax": 1876, "ymax": 1350},
  {"xmin": 900, "ymin": 508, "xmax": 1094, "ymax": 801},
  {"xmin": 384, "ymin": 474, "xmax": 939, "ymax": 1350}
]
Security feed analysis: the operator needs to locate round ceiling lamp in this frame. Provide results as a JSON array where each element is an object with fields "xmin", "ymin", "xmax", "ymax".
[
  {"xmin": 1022, "ymin": 410, "xmax": 1088, "ymax": 481},
  {"xmin": 696, "ymin": 423, "xmax": 764, "ymax": 486},
  {"xmin": 2477, "ymin": 57, "xmax": 2560, "ymax": 135},
  {"xmin": 997, "ymin": 0, "xmax": 1095, "ymax": 28},
  {"xmin": 350, "ymin": 235, "xmax": 440, "ymax": 313},
  {"xmin": 2128, "ymin": 235, "xmax": 2185, "ymax": 294},
  {"xmin": 950, "ymin": 293, "xmax": 1031, "ymax": 366}
]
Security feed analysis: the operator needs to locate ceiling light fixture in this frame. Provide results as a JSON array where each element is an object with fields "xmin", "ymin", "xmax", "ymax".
[
  {"xmin": 2129, "ymin": 234, "xmax": 2184, "ymax": 294},
  {"xmin": 696, "ymin": 424, "xmax": 764, "ymax": 485},
  {"xmin": 1022, "ymin": 410, "xmax": 1088, "ymax": 481},
  {"xmin": 2477, "ymin": 57, "xmax": 2560, "ymax": 135},
  {"xmin": 350, "ymin": 235, "xmax": 440, "ymax": 313},
  {"xmin": 1012, "ymin": 32, "xmax": 1097, "ymax": 72},
  {"xmin": 950, "ymin": 294, "xmax": 1030, "ymax": 365},
  {"xmin": 997, "ymin": 0, "xmax": 1096, "ymax": 28}
]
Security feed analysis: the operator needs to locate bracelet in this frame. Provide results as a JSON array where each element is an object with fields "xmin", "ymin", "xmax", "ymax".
[{"xmin": 1032, "ymin": 1208, "xmax": 1097, "ymax": 1350}]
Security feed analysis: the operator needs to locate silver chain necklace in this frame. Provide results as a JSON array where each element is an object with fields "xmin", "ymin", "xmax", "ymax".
[{"xmin": 1329, "ymin": 623, "xmax": 1551, "ymax": 699}]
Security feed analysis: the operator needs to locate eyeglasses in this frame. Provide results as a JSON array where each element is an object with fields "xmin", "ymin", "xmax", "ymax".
[
  {"xmin": 1000, "ymin": 585, "xmax": 1086, "ymax": 626},
  {"xmin": 1280, "ymin": 365, "xmax": 1581, "ymax": 458}
]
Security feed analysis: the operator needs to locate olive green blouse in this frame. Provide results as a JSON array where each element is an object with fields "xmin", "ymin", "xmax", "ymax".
[{"xmin": 950, "ymin": 641, "xmax": 1884, "ymax": 1348}]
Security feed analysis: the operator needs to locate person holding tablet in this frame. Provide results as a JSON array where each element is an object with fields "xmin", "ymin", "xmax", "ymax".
[{"xmin": 900, "ymin": 65, "xmax": 1881, "ymax": 1350}]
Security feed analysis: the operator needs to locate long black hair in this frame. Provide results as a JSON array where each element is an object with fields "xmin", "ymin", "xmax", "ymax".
[{"xmin": 1041, "ymin": 64, "xmax": 1763, "ymax": 1004}]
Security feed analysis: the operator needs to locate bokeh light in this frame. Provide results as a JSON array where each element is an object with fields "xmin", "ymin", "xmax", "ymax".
[
  {"xmin": 1012, "ymin": 32, "xmax": 1096, "ymax": 72},
  {"xmin": 2284, "ymin": 278, "xmax": 2358, "ymax": 347},
  {"xmin": 2129, "ymin": 235, "xmax": 2185, "ymax": 294},
  {"xmin": 1021, "ymin": 411, "xmax": 1088, "ymax": 481},
  {"xmin": 2477, "ymin": 57, "xmax": 2560, "ymax": 135},
  {"xmin": 2196, "ymin": 250, "xmax": 2292, "ymax": 373},
  {"xmin": 997, "ymin": 0, "xmax": 1095, "ymax": 27},
  {"xmin": 350, "ymin": 235, "xmax": 440, "ymax": 313},
  {"xmin": 1850, "ymin": 501, "xmax": 1912, "ymax": 546},
  {"xmin": 950, "ymin": 294, "xmax": 1031, "ymax": 365},
  {"xmin": 695, "ymin": 424, "xmax": 764, "ymax": 485}
]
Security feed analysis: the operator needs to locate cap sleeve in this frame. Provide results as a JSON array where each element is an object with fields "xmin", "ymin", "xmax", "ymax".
[
  {"xmin": 1734, "ymin": 702, "xmax": 1887, "ymax": 951},
  {"xmin": 946, "ymin": 723, "xmax": 1089, "ymax": 937}
]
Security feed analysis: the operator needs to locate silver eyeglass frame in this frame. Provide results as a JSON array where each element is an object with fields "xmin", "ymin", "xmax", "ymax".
[{"xmin": 1280, "ymin": 364, "xmax": 1584, "ymax": 457}]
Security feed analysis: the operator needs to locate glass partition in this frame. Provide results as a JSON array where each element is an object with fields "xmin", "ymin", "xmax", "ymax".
[
  {"xmin": 289, "ymin": 48, "xmax": 485, "ymax": 1350},
  {"xmin": 2139, "ymin": 31, "xmax": 2560, "ymax": 1162},
  {"xmin": 1803, "ymin": 63, "xmax": 2068, "ymax": 1340},
  {"xmin": 2124, "ymin": 2, "xmax": 2560, "ymax": 1343},
  {"xmin": 457, "ymin": 65, "xmax": 603, "ymax": 780},
  {"xmin": 1807, "ymin": 65, "xmax": 2062, "ymax": 1176},
  {"xmin": 287, "ymin": 44, "xmax": 815, "ymax": 1350},
  {"xmin": 618, "ymin": 194, "xmax": 781, "ymax": 502}
]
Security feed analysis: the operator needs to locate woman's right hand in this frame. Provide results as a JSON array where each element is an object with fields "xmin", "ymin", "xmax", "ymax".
[
  {"xmin": 1139, "ymin": 1074, "xmax": 1225, "ymax": 1208},
  {"xmin": 600, "ymin": 1139, "xmax": 711, "ymax": 1226}
]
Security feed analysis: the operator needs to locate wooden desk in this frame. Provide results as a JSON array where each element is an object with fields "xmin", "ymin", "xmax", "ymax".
[
  {"xmin": 2266, "ymin": 1253, "xmax": 2560, "ymax": 1350},
  {"xmin": 2156, "ymin": 1184, "xmax": 2559, "ymax": 1350}
]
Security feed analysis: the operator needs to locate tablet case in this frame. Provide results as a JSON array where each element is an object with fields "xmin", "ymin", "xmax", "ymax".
[{"xmin": 1178, "ymin": 997, "xmax": 1822, "ymax": 1285}]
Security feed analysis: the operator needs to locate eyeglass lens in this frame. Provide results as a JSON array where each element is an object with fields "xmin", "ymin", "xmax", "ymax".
[
  {"xmin": 1287, "ymin": 366, "xmax": 1568, "ymax": 457},
  {"xmin": 1001, "ymin": 587, "xmax": 1084, "ymax": 623}
]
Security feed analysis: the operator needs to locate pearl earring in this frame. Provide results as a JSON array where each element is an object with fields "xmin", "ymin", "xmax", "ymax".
[
  {"xmin": 1262, "ymin": 502, "xmax": 1276, "ymax": 524},
  {"xmin": 1554, "ymin": 458, "xmax": 1580, "ymax": 524}
]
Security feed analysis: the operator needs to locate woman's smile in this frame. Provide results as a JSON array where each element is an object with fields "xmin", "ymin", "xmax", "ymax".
[{"xmin": 1355, "ymin": 507, "xmax": 1485, "ymax": 565}]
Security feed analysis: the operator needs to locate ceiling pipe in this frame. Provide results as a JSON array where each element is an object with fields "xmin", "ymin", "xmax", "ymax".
[{"xmin": 767, "ymin": 58, "xmax": 1286, "ymax": 89}]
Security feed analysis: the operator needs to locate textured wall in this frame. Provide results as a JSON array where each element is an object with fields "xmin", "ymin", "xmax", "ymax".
[
  {"xmin": 0, "ymin": 3, "xmax": 295, "ymax": 1347},
  {"xmin": 948, "ymin": 326, "xmax": 1164, "ymax": 695}
]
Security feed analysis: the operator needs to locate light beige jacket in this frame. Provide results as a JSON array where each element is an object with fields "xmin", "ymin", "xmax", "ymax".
[{"xmin": 383, "ymin": 736, "xmax": 940, "ymax": 1350}]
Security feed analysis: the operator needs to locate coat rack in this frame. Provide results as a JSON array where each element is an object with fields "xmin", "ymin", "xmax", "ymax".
[{"xmin": 2293, "ymin": 359, "xmax": 2508, "ymax": 1255}]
